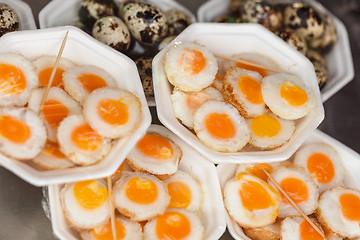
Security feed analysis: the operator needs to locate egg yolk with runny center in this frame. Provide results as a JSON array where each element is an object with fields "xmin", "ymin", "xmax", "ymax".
[
  {"xmin": 97, "ymin": 99, "xmax": 129, "ymax": 126},
  {"xmin": 240, "ymin": 180, "xmax": 272, "ymax": 211},
  {"xmin": 136, "ymin": 134, "xmax": 174, "ymax": 160},
  {"xmin": 280, "ymin": 178, "xmax": 309, "ymax": 204},
  {"xmin": 236, "ymin": 61, "xmax": 268, "ymax": 77},
  {"xmin": 340, "ymin": 193, "xmax": 360, "ymax": 222},
  {"xmin": 238, "ymin": 75, "xmax": 263, "ymax": 104},
  {"xmin": 125, "ymin": 177, "xmax": 158, "ymax": 204},
  {"xmin": 0, "ymin": 64, "xmax": 26, "ymax": 95},
  {"xmin": 167, "ymin": 181, "xmax": 192, "ymax": 209},
  {"xmin": 179, "ymin": 49, "xmax": 206, "ymax": 75},
  {"xmin": 246, "ymin": 163, "xmax": 273, "ymax": 182},
  {"xmin": 205, "ymin": 113, "xmax": 236, "ymax": 139},
  {"xmin": 39, "ymin": 67, "xmax": 64, "ymax": 88},
  {"xmin": 92, "ymin": 219, "xmax": 126, "ymax": 240},
  {"xmin": 251, "ymin": 115, "xmax": 281, "ymax": 138},
  {"xmin": 71, "ymin": 124, "xmax": 102, "ymax": 151},
  {"xmin": 74, "ymin": 180, "xmax": 108, "ymax": 209},
  {"xmin": 78, "ymin": 73, "xmax": 107, "ymax": 92},
  {"xmin": 280, "ymin": 82, "xmax": 308, "ymax": 106},
  {"xmin": 307, "ymin": 153, "xmax": 334, "ymax": 184},
  {"xmin": 156, "ymin": 211, "xmax": 191, "ymax": 240},
  {"xmin": 0, "ymin": 115, "xmax": 31, "ymax": 143},
  {"xmin": 43, "ymin": 141, "xmax": 66, "ymax": 159},
  {"xmin": 42, "ymin": 100, "xmax": 69, "ymax": 127},
  {"xmin": 300, "ymin": 219, "xmax": 323, "ymax": 240}
]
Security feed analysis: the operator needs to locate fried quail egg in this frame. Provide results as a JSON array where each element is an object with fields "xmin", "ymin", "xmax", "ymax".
[
  {"xmin": 222, "ymin": 67, "xmax": 266, "ymax": 118},
  {"xmin": 143, "ymin": 208, "xmax": 204, "ymax": 240},
  {"xmin": 164, "ymin": 42, "xmax": 218, "ymax": 92},
  {"xmin": 80, "ymin": 216, "xmax": 142, "ymax": 240},
  {"xmin": 0, "ymin": 107, "xmax": 46, "ymax": 159},
  {"xmin": 171, "ymin": 86, "xmax": 224, "ymax": 129},
  {"xmin": 61, "ymin": 179, "xmax": 110, "ymax": 230},
  {"xmin": 269, "ymin": 166, "xmax": 319, "ymax": 218},
  {"xmin": 0, "ymin": 3, "xmax": 20, "ymax": 37},
  {"xmin": 28, "ymin": 87, "xmax": 82, "ymax": 142},
  {"xmin": 293, "ymin": 143, "xmax": 344, "ymax": 193},
  {"xmin": 163, "ymin": 170, "xmax": 202, "ymax": 212},
  {"xmin": 166, "ymin": 9, "xmax": 191, "ymax": 36},
  {"xmin": 0, "ymin": 53, "xmax": 38, "ymax": 107},
  {"xmin": 280, "ymin": 216, "xmax": 324, "ymax": 240},
  {"xmin": 193, "ymin": 100, "xmax": 250, "ymax": 152},
  {"xmin": 33, "ymin": 56, "xmax": 75, "ymax": 89},
  {"xmin": 224, "ymin": 172, "xmax": 281, "ymax": 227},
  {"xmin": 126, "ymin": 131, "xmax": 182, "ymax": 179},
  {"xmin": 57, "ymin": 114, "xmax": 111, "ymax": 166},
  {"xmin": 247, "ymin": 113, "xmax": 295, "ymax": 150},
  {"xmin": 317, "ymin": 186, "xmax": 360, "ymax": 239},
  {"xmin": 63, "ymin": 65, "xmax": 117, "ymax": 103},
  {"xmin": 244, "ymin": 221, "xmax": 281, "ymax": 240},
  {"xmin": 83, "ymin": 87, "xmax": 142, "ymax": 139},
  {"xmin": 113, "ymin": 172, "xmax": 170, "ymax": 221},
  {"xmin": 262, "ymin": 73, "xmax": 316, "ymax": 120},
  {"xmin": 235, "ymin": 162, "xmax": 280, "ymax": 182}
]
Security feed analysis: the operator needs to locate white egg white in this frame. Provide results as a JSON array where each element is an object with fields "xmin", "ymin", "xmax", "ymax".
[{"xmin": 280, "ymin": 216, "xmax": 324, "ymax": 240}]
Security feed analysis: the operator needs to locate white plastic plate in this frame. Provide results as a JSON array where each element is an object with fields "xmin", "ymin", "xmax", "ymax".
[
  {"xmin": 48, "ymin": 124, "xmax": 227, "ymax": 240},
  {"xmin": 0, "ymin": 26, "xmax": 151, "ymax": 186},
  {"xmin": 217, "ymin": 129, "xmax": 360, "ymax": 240},
  {"xmin": 0, "ymin": 0, "xmax": 36, "ymax": 30},
  {"xmin": 197, "ymin": 0, "xmax": 354, "ymax": 102},
  {"xmin": 152, "ymin": 23, "xmax": 324, "ymax": 164}
]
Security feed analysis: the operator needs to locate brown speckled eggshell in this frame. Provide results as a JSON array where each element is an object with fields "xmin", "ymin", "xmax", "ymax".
[{"xmin": 0, "ymin": 3, "xmax": 20, "ymax": 37}]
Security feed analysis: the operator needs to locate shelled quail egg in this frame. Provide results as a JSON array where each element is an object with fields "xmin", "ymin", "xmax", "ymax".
[
  {"xmin": 0, "ymin": 3, "xmax": 20, "ymax": 37},
  {"xmin": 275, "ymin": 29, "xmax": 307, "ymax": 55},
  {"xmin": 166, "ymin": 9, "xmax": 191, "ymax": 36},
  {"xmin": 158, "ymin": 35, "xmax": 176, "ymax": 51},
  {"xmin": 214, "ymin": 13, "xmax": 242, "ymax": 23},
  {"xmin": 308, "ymin": 14, "xmax": 337, "ymax": 53},
  {"xmin": 135, "ymin": 57, "xmax": 153, "ymax": 97},
  {"xmin": 78, "ymin": 0, "xmax": 117, "ymax": 31},
  {"xmin": 306, "ymin": 49, "xmax": 327, "ymax": 66},
  {"xmin": 122, "ymin": 2, "xmax": 168, "ymax": 45},
  {"xmin": 92, "ymin": 16, "xmax": 131, "ymax": 52}
]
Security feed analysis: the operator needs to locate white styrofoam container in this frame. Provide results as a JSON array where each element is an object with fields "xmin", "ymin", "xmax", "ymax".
[
  {"xmin": 197, "ymin": 0, "xmax": 354, "ymax": 102},
  {"xmin": 0, "ymin": 26, "xmax": 151, "ymax": 186},
  {"xmin": 152, "ymin": 23, "xmax": 324, "ymax": 164},
  {"xmin": 48, "ymin": 124, "xmax": 227, "ymax": 240},
  {"xmin": 0, "ymin": 0, "xmax": 36, "ymax": 30},
  {"xmin": 217, "ymin": 129, "xmax": 360, "ymax": 240},
  {"xmin": 38, "ymin": 0, "xmax": 197, "ymax": 106}
]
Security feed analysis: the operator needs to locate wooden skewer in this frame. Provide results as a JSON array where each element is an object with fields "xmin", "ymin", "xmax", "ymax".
[
  {"xmin": 38, "ymin": 31, "xmax": 69, "ymax": 115},
  {"xmin": 107, "ymin": 176, "xmax": 117, "ymax": 240},
  {"xmin": 263, "ymin": 170, "xmax": 326, "ymax": 239}
]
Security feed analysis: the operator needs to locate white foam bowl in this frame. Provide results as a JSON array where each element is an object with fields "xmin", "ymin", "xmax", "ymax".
[
  {"xmin": 0, "ymin": 26, "xmax": 151, "ymax": 186},
  {"xmin": 197, "ymin": 0, "xmax": 354, "ymax": 103},
  {"xmin": 0, "ymin": 0, "xmax": 36, "ymax": 30},
  {"xmin": 153, "ymin": 23, "xmax": 324, "ymax": 164},
  {"xmin": 38, "ymin": 0, "xmax": 197, "ymax": 106},
  {"xmin": 48, "ymin": 124, "xmax": 227, "ymax": 240},
  {"xmin": 217, "ymin": 129, "xmax": 360, "ymax": 240}
]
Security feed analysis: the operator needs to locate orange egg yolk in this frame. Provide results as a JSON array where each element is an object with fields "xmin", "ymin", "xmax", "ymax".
[
  {"xmin": 240, "ymin": 180, "xmax": 272, "ymax": 211},
  {"xmin": 339, "ymin": 193, "xmax": 360, "ymax": 222},
  {"xmin": 43, "ymin": 141, "xmax": 66, "ymax": 159},
  {"xmin": 238, "ymin": 75, "xmax": 264, "ymax": 104},
  {"xmin": 136, "ymin": 134, "xmax": 174, "ymax": 160},
  {"xmin": 78, "ymin": 73, "xmax": 107, "ymax": 92},
  {"xmin": 92, "ymin": 219, "xmax": 126, "ymax": 240},
  {"xmin": 156, "ymin": 211, "xmax": 191, "ymax": 240},
  {"xmin": 235, "ymin": 61, "xmax": 268, "ymax": 77},
  {"xmin": 205, "ymin": 113, "xmax": 236, "ymax": 139},
  {"xmin": 300, "ymin": 219, "xmax": 323, "ymax": 240},
  {"xmin": 0, "ymin": 115, "xmax": 31, "ymax": 143},
  {"xmin": 125, "ymin": 177, "xmax": 158, "ymax": 204},
  {"xmin": 0, "ymin": 63, "xmax": 26, "ymax": 95},
  {"xmin": 71, "ymin": 124, "xmax": 102, "ymax": 151},
  {"xmin": 280, "ymin": 178, "xmax": 309, "ymax": 204},
  {"xmin": 250, "ymin": 114, "xmax": 281, "ymax": 138},
  {"xmin": 307, "ymin": 153, "xmax": 335, "ymax": 184},
  {"xmin": 39, "ymin": 67, "xmax": 64, "ymax": 88},
  {"xmin": 167, "ymin": 181, "xmax": 192, "ymax": 209},
  {"xmin": 73, "ymin": 180, "xmax": 108, "ymax": 209},
  {"xmin": 246, "ymin": 163, "xmax": 273, "ymax": 182},
  {"xmin": 97, "ymin": 98, "xmax": 129, "ymax": 126},
  {"xmin": 179, "ymin": 49, "xmax": 206, "ymax": 75},
  {"xmin": 280, "ymin": 81, "xmax": 308, "ymax": 106},
  {"xmin": 42, "ymin": 99, "xmax": 69, "ymax": 127}
]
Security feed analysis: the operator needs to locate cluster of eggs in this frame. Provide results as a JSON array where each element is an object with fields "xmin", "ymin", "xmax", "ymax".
[
  {"xmin": 77, "ymin": 0, "xmax": 192, "ymax": 98},
  {"xmin": 61, "ymin": 127, "xmax": 205, "ymax": 240},
  {"xmin": 165, "ymin": 41, "xmax": 316, "ymax": 153},
  {"xmin": 216, "ymin": 0, "xmax": 336, "ymax": 88},
  {"xmin": 0, "ymin": 53, "xmax": 142, "ymax": 169},
  {"xmin": 0, "ymin": 3, "xmax": 20, "ymax": 37},
  {"xmin": 223, "ymin": 142, "xmax": 360, "ymax": 240}
]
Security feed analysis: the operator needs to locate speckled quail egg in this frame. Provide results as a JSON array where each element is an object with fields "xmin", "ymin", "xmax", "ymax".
[
  {"xmin": 92, "ymin": 16, "xmax": 131, "ymax": 52},
  {"xmin": 158, "ymin": 35, "xmax": 176, "ymax": 51},
  {"xmin": 308, "ymin": 14, "xmax": 337, "ymax": 53},
  {"xmin": 122, "ymin": 2, "xmax": 168, "ymax": 45},
  {"xmin": 0, "ymin": 3, "xmax": 20, "ymax": 37},
  {"xmin": 283, "ymin": 3, "xmax": 325, "ymax": 40},
  {"xmin": 275, "ymin": 29, "xmax": 308, "ymax": 55},
  {"xmin": 135, "ymin": 57, "xmax": 153, "ymax": 97},
  {"xmin": 230, "ymin": 0, "xmax": 246, "ymax": 15},
  {"xmin": 313, "ymin": 61, "xmax": 328, "ymax": 88},
  {"xmin": 305, "ymin": 49, "xmax": 327, "ymax": 66},
  {"xmin": 166, "ymin": 9, "xmax": 191, "ymax": 36},
  {"xmin": 214, "ymin": 13, "xmax": 242, "ymax": 23}
]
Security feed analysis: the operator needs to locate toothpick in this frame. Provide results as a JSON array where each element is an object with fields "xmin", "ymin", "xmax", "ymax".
[
  {"xmin": 263, "ymin": 170, "xmax": 326, "ymax": 239},
  {"xmin": 214, "ymin": 54, "xmax": 285, "ymax": 73},
  {"xmin": 38, "ymin": 31, "xmax": 69, "ymax": 116},
  {"xmin": 107, "ymin": 176, "xmax": 117, "ymax": 240}
]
